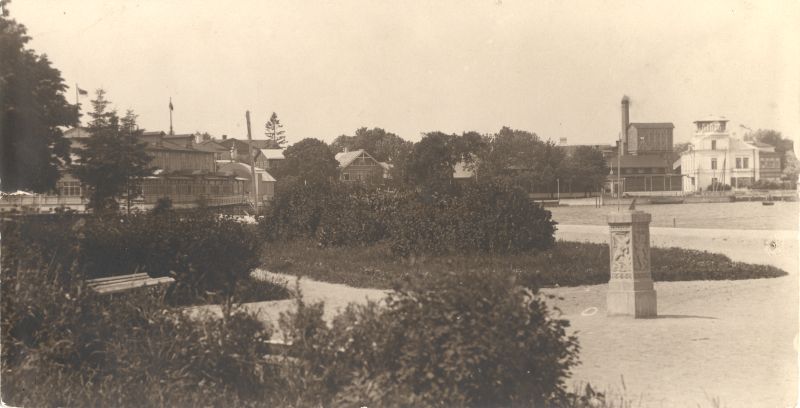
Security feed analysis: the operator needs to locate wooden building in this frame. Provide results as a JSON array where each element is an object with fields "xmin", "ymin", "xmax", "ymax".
[{"xmin": 335, "ymin": 149, "xmax": 385, "ymax": 183}]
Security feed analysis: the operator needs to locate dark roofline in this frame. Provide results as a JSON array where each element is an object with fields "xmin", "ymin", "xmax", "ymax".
[{"xmin": 629, "ymin": 123, "xmax": 675, "ymax": 129}]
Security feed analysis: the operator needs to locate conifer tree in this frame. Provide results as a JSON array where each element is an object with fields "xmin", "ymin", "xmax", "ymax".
[
  {"xmin": 264, "ymin": 112, "xmax": 286, "ymax": 147},
  {"xmin": 72, "ymin": 90, "xmax": 152, "ymax": 213}
]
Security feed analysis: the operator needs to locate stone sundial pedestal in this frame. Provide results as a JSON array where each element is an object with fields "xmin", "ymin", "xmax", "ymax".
[{"xmin": 606, "ymin": 210, "xmax": 657, "ymax": 318}]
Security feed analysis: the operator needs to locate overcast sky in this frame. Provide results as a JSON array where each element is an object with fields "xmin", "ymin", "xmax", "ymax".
[{"xmin": 9, "ymin": 0, "xmax": 800, "ymax": 146}]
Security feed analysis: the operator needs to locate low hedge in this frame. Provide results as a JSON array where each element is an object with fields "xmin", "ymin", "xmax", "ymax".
[{"xmin": 262, "ymin": 240, "xmax": 787, "ymax": 290}]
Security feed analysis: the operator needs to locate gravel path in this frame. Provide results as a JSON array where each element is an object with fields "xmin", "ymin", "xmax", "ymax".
[{"xmin": 194, "ymin": 226, "xmax": 798, "ymax": 407}]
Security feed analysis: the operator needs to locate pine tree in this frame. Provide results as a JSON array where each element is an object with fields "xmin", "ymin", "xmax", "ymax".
[
  {"xmin": 264, "ymin": 112, "xmax": 286, "ymax": 147},
  {"xmin": 72, "ymin": 90, "xmax": 152, "ymax": 213}
]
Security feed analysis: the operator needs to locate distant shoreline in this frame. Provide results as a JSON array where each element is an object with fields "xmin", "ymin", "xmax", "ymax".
[{"xmin": 549, "ymin": 200, "xmax": 799, "ymax": 231}]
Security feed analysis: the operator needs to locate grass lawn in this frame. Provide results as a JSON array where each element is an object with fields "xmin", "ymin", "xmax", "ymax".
[{"xmin": 261, "ymin": 240, "xmax": 787, "ymax": 290}]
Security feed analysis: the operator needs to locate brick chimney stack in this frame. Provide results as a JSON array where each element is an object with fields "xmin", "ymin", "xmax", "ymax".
[{"xmin": 621, "ymin": 95, "xmax": 630, "ymax": 154}]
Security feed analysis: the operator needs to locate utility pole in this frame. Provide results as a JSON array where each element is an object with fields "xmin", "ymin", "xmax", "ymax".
[
  {"xmin": 617, "ymin": 132, "xmax": 622, "ymax": 211},
  {"xmin": 246, "ymin": 111, "xmax": 259, "ymax": 212}
]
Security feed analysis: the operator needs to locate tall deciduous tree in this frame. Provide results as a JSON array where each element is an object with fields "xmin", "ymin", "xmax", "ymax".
[
  {"xmin": 264, "ymin": 112, "xmax": 286, "ymax": 147},
  {"xmin": 72, "ymin": 90, "xmax": 152, "ymax": 213},
  {"xmin": 753, "ymin": 129, "xmax": 794, "ymax": 169},
  {"xmin": 331, "ymin": 127, "xmax": 412, "ymax": 163},
  {"xmin": 562, "ymin": 146, "xmax": 609, "ymax": 195},
  {"xmin": 277, "ymin": 138, "xmax": 338, "ymax": 187},
  {"xmin": 476, "ymin": 127, "xmax": 565, "ymax": 195},
  {"xmin": 0, "ymin": 2, "xmax": 79, "ymax": 192},
  {"xmin": 397, "ymin": 131, "xmax": 485, "ymax": 194}
]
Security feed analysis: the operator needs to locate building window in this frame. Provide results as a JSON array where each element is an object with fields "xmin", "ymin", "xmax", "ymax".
[
  {"xmin": 711, "ymin": 140, "xmax": 717, "ymax": 150},
  {"xmin": 343, "ymin": 173, "xmax": 350, "ymax": 181},
  {"xmin": 742, "ymin": 157, "xmax": 749, "ymax": 169},
  {"xmin": 711, "ymin": 158, "xmax": 717, "ymax": 170},
  {"xmin": 58, "ymin": 181, "xmax": 82, "ymax": 196},
  {"xmin": 735, "ymin": 158, "xmax": 742, "ymax": 169}
]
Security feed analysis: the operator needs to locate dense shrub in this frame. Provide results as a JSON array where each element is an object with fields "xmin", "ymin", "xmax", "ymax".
[
  {"xmin": 261, "ymin": 176, "xmax": 329, "ymax": 241},
  {"xmin": 750, "ymin": 179, "xmax": 793, "ymax": 190},
  {"xmin": 262, "ymin": 180, "xmax": 557, "ymax": 256},
  {"xmin": 277, "ymin": 268, "xmax": 580, "ymax": 407},
  {"xmin": 1, "ymin": 210, "xmax": 273, "ymax": 304},
  {"xmin": 455, "ymin": 182, "xmax": 556, "ymax": 252},
  {"xmin": 1, "ymin": 253, "xmax": 278, "ymax": 407},
  {"xmin": 314, "ymin": 184, "xmax": 393, "ymax": 246}
]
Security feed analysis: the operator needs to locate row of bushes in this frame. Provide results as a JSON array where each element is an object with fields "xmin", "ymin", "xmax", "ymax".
[
  {"xmin": 1, "ymin": 210, "xmax": 282, "ymax": 304},
  {"xmin": 750, "ymin": 179, "xmax": 796, "ymax": 190},
  {"xmin": 2, "ymin": 251, "xmax": 598, "ymax": 407},
  {"xmin": 261, "ymin": 179, "xmax": 557, "ymax": 255}
]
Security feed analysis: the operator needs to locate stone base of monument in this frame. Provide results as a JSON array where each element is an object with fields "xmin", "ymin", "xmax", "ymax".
[
  {"xmin": 606, "ymin": 210, "xmax": 658, "ymax": 318},
  {"xmin": 607, "ymin": 289, "xmax": 657, "ymax": 318}
]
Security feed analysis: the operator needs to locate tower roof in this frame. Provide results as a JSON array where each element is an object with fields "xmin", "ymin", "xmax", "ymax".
[{"xmin": 693, "ymin": 115, "xmax": 728, "ymax": 123}]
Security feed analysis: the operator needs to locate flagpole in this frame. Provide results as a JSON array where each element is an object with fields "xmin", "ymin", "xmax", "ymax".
[{"xmin": 169, "ymin": 97, "xmax": 174, "ymax": 135}]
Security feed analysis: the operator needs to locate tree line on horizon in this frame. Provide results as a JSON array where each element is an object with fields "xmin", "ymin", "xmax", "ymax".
[{"xmin": 2, "ymin": 4, "xmax": 796, "ymax": 203}]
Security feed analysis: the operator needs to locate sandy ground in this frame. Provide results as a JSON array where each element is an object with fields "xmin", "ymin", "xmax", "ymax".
[
  {"xmin": 551, "ymin": 225, "xmax": 799, "ymax": 407},
  {"xmin": 194, "ymin": 226, "xmax": 799, "ymax": 407}
]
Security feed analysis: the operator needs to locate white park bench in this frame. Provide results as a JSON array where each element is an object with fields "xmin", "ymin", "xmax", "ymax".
[{"xmin": 86, "ymin": 272, "xmax": 175, "ymax": 295}]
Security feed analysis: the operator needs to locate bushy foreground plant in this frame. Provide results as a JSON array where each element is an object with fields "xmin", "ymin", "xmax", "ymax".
[
  {"xmin": 3, "ymin": 247, "xmax": 619, "ymax": 407},
  {"xmin": 1, "ymin": 210, "xmax": 277, "ymax": 304},
  {"xmin": 261, "ymin": 180, "xmax": 557, "ymax": 256},
  {"xmin": 0, "ymin": 252, "xmax": 278, "ymax": 407},
  {"xmin": 276, "ymin": 268, "xmax": 580, "ymax": 407}
]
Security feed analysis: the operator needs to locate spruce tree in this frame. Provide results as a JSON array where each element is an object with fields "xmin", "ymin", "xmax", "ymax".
[
  {"xmin": 72, "ymin": 90, "xmax": 152, "ymax": 213},
  {"xmin": 264, "ymin": 112, "xmax": 286, "ymax": 147}
]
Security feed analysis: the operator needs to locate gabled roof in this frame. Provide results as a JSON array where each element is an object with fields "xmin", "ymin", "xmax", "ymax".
[
  {"xmin": 693, "ymin": 115, "xmax": 728, "ymax": 123},
  {"xmin": 195, "ymin": 140, "xmax": 228, "ymax": 153},
  {"xmin": 217, "ymin": 161, "xmax": 276, "ymax": 182},
  {"xmin": 629, "ymin": 123, "xmax": 675, "ymax": 129},
  {"xmin": 259, "ymin": 148, "xmax": 285, "ymax": 160},
  {"xmin": 751, "ymin": 142, "xmax": 776, "ymax": 152},
  {"xmin": 251, "ymin": 140, "xmax": 278, "ymax": 149},
  {"xmin": 64, "ymin": 127, "xmax": 91, "ymax": 139},
  {"xmin": 335, "ymin": 149, "xmax": 379, "ymax": 168},
  {"xmin": 453, "ymin": 162, "xmax": 475, "ymax": 179},
  {"xmin": 219, "ymin": 138, "xmax": 277, "ymax": 149},
  {"xmin": 142, "ymin": 139, "xmax": 201, "ymax": 152},
  {"xmin": 164, "ymin": 133, "xmax": 194, "ymax": 140}
]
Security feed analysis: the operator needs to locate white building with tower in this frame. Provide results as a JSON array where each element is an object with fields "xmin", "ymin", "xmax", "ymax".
[{"xmin": 679, "ymin": 116, "xmax": 768, "ymax": 191}]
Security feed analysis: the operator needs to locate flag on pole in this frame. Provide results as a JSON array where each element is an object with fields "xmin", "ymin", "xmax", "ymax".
[
  {"xmin": 169, "ymin": 99, "xmax": 174, "ymax": 111},
  {"xmin": 77, "ymin": 86, "xmax": 88, "ymax": 95}
]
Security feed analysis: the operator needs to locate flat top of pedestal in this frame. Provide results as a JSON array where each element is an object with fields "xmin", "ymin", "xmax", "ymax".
[{"xmin": 607, "ymin": 210, "xmax": 651, "ymax": 224}]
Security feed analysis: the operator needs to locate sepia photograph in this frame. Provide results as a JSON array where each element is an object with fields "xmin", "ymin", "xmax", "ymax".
[{"xmin": 1, "ymin": 0, "xmax": 798, "ymax": 406}]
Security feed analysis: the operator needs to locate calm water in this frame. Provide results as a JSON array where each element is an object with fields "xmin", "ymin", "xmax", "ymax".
[{"xmin": 549, "ymin": 201, "xmax": 799, "ymax": 231}]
